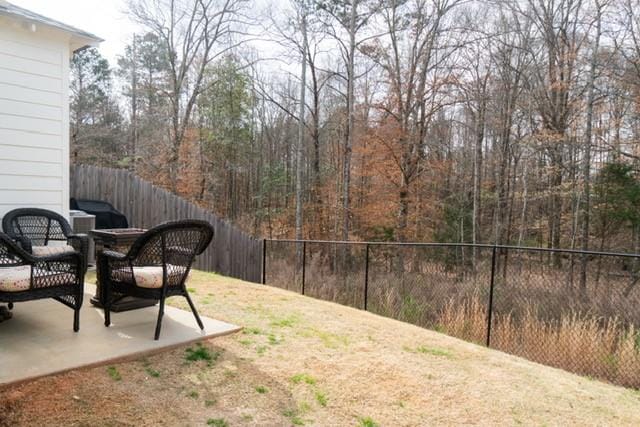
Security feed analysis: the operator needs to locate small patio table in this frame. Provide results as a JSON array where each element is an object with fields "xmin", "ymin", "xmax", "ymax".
[{"xmin": 90, "ymin": 228, "xmax": 158, "ymax": 312}]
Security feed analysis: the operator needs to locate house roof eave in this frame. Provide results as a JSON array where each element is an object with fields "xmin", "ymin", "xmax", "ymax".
[{"xmin": 0, "ymin": 1, "xmax": 103, "ymax": 51}]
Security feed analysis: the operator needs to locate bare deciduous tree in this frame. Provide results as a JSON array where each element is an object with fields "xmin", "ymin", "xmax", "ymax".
[{"xmin": 128, "ymin": 0, "xmax": 247, "ymax": 189}]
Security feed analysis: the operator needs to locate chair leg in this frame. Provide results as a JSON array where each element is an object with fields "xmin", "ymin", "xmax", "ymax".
[
  {"xmin": 154, "ymin": 297, "xmax": 165, "ymax": 340},
  {"xmin": 184, "ymin": 291, "xmax": 204, "ymax": 330},
  {"xmin": 104, "ymin": 286, "xmax": 111, "ymax": 327},
  {"xmin": 74, "ymin": 307, "xmax": 80, "ymax": 332},
  {"xmin": 75, "ymin": 279, "xmax": 84, "ymax": 332}
]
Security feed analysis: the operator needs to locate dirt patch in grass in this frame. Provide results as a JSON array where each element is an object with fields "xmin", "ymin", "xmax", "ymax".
[{"xmin": 2, "ymin": 270, "xmax": 640, "ymax": 426}]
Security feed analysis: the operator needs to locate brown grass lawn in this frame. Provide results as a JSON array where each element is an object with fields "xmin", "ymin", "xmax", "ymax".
[{"xmin": 2, "ymin": 270, "xmax": 640, "ymax": 426}]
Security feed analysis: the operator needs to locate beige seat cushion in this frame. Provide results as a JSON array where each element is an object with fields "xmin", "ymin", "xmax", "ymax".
[
  {"xmin": 112, "ymin": 265, "xmax": 188, "ymax": 289},
  {"xmin": 32, "ymin": 245, "xmax": 76, "ymax": 257},
  {"xmin": 0, "ymin": 265, "xmax": 31, "ymax": 292},
  {"xmin": 131, "ymin": 266, "xmax": 165, "ymax": 289}
]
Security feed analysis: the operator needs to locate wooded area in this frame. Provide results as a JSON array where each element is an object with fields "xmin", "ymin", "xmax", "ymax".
[{"xmin": 71, "ymin": 0, "xmax": 640, "ymax": 258}]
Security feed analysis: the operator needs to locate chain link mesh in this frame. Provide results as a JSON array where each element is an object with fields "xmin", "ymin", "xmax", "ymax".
[{"xmin": 265, "ymin": 241, "xmax": 640, "ymax": 389}]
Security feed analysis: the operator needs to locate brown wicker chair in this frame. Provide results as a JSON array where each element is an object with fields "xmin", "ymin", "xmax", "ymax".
[
  {"xmin": 2, "ymin": 208, "xmax": 89, "ymax": 274},
  {"xmin": 0, "ymin": 232, "xmax": 84, "ymax": 331},
  {"xmin": 99, "ymin": 220, "xmax": 213, "ymax": 340}
]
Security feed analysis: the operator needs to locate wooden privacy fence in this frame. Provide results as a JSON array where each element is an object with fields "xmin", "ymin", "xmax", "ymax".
[{"xmin": 70, "ymin": 164, "xmax": 262, "ymax": 283}]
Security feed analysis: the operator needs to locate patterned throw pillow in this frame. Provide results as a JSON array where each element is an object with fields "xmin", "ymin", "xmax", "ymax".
[{"xmin": 0, "ymin": 265, "xmax": 31, "ymax": 292}]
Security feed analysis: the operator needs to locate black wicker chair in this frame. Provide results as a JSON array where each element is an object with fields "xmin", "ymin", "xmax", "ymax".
[
  {"xmin": 2, "ymin": 208, "xmax": 89, "ymax": 274},
  {"xmin": 99, "ymin": 220, "xmax": 213, "ymax": 340},
  {"xmin": 0, "ymin": 232, "xmax": 84, "ymax": 331}
]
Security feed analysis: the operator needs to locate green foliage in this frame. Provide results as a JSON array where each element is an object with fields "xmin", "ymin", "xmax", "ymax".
[
  {"xmin": 72, "ymin": 48, "xmax": 112, "ymax": 105},
  {"xmin": 185, "ymin": 343, "xmax": 220, "ymax": 365},
  {"xmin": 145, "ymin": 367, "xmax": 160, "ymax": 377},
  {"xmin": 195, "ymin": 54, "xmax": 256, "ymax": 219},
  {"xmin": 432, "ymin": 195, "xmax": 474, "ymax": 267},
  {"xmin": 404, "ymin": 344, "xmax": 453, "ymax": 358},
  {"xmin": 268, "ymin": 334, "xmax": 281, "ymax": 345},
  {"xmin": 117, "ymin": 32, "xmax": 170, "ymax": 115},
  {"xmin": 358, "ymin": 416, "xmax": 379, "ymax": 427},
  {"xmin": 270, "ymin": 315, "xmax": 298, "ymax": 327},
  {"xmin": 199, "ymin": 55, "xmax": 254, "ymax": 156},
  {"xmin": 415, "ymin": 346, "xmax": 453, "ymax": 358},
  {"xmin": 433, "ymin": 195, "xmax": 473, "ymax": 244},
  {"xmin": 106, "ymin": 366, "xmax": 121, "ymax": 381},
  {"xmin": 256, "ymin": 164, "xmax": 290, "ymax": 221},
  {"xmin": 255, "ymin": 385, "xmax": 269, "ymax": 394},
  {"xmin": 364, "ymin": 226, "xmax": 396, "ymax": 242},
  {"xmin": 291, "ymin": 373, "xmax": 317, "ymax": 385},
  {"xmin": 298, "ymin": 401, "xmax": 311, "ymax": 413},
  {"xmin": 399, "ymin": 294, "xmax": 422, "ymax": 324},
  {"xmin": 283, "ymin": 406, "xmax": 307, "ymax": 426},
  {"xmin": 594, "ymin": 162, "xmax": 640, "ymax": 234},
  {"xmin": 315, "ymin": 391, "xmax": 328, "ymax": 407},
  {"xmin": 306, "ymin": 328, "xmax": 349, "ymax": 348},
  {"xmin": 206, "ymin": 418, "xmax": 228, "ymax": 427},
  {"xmin": 70, "ymin": 47, "xmax": 125, "ymax": 165}
]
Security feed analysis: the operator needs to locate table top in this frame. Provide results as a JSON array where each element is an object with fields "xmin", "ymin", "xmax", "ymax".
[{"xmin": 90, "ymin": 228, "xmax": 146, "ymax": 238}]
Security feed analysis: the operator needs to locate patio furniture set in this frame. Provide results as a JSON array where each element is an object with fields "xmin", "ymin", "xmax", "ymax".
[{"xmin": 0, "ymin": 208, "xmax": 213, "ymax": 340}]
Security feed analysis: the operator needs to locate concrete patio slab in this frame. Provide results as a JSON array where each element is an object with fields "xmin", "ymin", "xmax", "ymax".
[{"xmin": 0, "ymin": 284, "xmax": 241, "ymax": 386}]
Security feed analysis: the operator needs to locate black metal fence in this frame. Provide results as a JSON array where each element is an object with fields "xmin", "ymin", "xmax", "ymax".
[{"xmin": 263, "ymin": 240, "xmax": 640, "ymax": 389}]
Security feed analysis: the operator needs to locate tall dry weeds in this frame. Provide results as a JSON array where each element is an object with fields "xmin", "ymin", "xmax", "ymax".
[{"xmin": 438, "ymin": 296, "xmax": 640, "ymax": 388}]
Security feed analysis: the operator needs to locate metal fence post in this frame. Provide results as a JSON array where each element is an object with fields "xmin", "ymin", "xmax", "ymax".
[
  {"xmin": 486, "ymin": 245, "xmax": 497, "ymax": 347},
  {"xmin": 262, "ymin": 239, "xmax": 267, "ymax": 284},
  {"xmin": 364, "ymin": 244, "xmax": 370, "ymax": 311},
  {"xmin": 301, "ymin": 241, "xmax": 306, "ymax": 295}
]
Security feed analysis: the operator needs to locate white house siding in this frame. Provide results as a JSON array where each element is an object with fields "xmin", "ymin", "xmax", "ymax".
[{"xmin": 0, "ymin": 19, "xmax": 70, "ymax": 222}]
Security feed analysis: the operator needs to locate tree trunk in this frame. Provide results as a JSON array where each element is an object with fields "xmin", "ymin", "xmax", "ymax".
[
  {"xmin": 130, "ymin": 34, "xmax": 138, "ymax": 173},
  {"xmin": 296, "ymin": 12, "xmax": 308, "ymax": 263},
  {"xmin": 342, "ymin": 2, "xmax": 357, "ymax": 243},
  {"xmin": 580, "ymin": 3, "xmax": 602, "ymax": 294},
  {"xmin": 472, "ymin": 105, "xmax": 484, "ymax": 266},
  {"xmin": 550, "ymin": 147, "xmax": 563, "ymax": 267}
]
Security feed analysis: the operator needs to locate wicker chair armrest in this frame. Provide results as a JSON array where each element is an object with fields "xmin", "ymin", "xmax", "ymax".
[
  {"xmin": 7, "ymin": 234, "xmax": 33, "ymax": 253},
  {"xmin": 67, "ymin": 234, "xmax": 89, "ymax": 272},
  {"xmin": 67, "ymin": 233, "xmax": 88, "ymax": 242},
  {"xmin": 100, "ymin": 250, "xmax": 128, "ymax": 261},
  {"xmin": 67, "ymin": 234, "xmax": 88, "ymax": 253},
  {"xmin": 32, "ymin": 250, "xmax": 83, "ymax": 265},
  {"xmin": 0, "ymin": 232, "xmax": 34, "ymax": 263}
]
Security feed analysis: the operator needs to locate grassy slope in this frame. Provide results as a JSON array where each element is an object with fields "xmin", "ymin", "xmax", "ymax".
[{"xmin": 1, "ymin": 270, "xmax": 640, "ymax": 426}]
